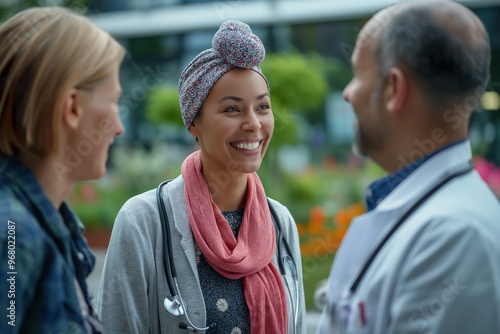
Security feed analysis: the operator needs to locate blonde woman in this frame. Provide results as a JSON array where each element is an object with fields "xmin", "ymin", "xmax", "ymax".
[{"xmin": 0, "ymin": 7, "xmax": 124, "ymax": 333}]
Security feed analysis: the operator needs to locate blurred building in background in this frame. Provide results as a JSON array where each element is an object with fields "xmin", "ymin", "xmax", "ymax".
[{"xmin": 86, "ymin": 0, "xmax": 500, "ymax": 165}]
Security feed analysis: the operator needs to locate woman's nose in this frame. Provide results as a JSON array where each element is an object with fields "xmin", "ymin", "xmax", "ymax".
[
  {"xmin": 114, "ymin": 114, "xmax": 125, "ymax": 137},
  {"xmin": 242, "ymin": 110, "xmax": 261, "ymax": 131}
]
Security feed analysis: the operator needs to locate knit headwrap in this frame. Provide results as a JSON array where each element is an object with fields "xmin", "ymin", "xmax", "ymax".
[{"xmin": 178, "ymin": 20, "xmax": 269, "ymax": 129}]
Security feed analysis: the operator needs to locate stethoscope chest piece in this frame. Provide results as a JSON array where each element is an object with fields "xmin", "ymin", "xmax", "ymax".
[
  {"xmin": 157, "ymin": 180, "xmax": 299, "ymax": 332},
  {"xmin": 164, "ymin": 295, "xmax": 185, "ymax": 317}
]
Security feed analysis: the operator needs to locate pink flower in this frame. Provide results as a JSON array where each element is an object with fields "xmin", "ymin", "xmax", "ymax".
[
  {"xmin": 474, "ymin": 156, "xmax": 500, "ymax": 197},
  {"xmin": 474, "ymin": 156, "xmax": 495, "ymax": 182},
  {"xmin": 487, "ymin": 169, "xmax": 500, "ymax": 195}
]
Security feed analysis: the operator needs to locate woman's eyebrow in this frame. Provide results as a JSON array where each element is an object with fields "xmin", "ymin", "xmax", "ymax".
[
  {"xmin": 218, "ymin": 96, "xmax": 242, "ymax": 103},
  {"xmin": 218, "ymin": 93, "xmax": 269, "ymax": 103},
  {"xmin": 257, "ymin": 93, "xmax": 270, "ymax": 100}
]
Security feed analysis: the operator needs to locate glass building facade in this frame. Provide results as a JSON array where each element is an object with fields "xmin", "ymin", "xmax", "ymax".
[{"xmin": 87, "ymin": 0, "xmax": 500, "ymax": 164}]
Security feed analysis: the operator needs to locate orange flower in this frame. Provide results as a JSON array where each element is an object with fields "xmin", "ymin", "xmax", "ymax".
[
  {"xmin": 347, "ymin": 203, "xmax": 365, "ymax": 217},
  {"xmin": 325, "ymin": 230, "xmax": 342, "ymax": 252},
  {"xmin": 296, "ymin": 223, "xmax": 306, "ymax": 238},
  {"xmin": 335, "ymin": 203, "xmax": 365, "ymax": 229},
  {"xmin": 334, "ymin": 209, "xmax": 351, "ymax": 228},
  {"xmin": 308, "ymin": 206, "xmax": 327, "ymax": 236},
  {"xmin": 299, "ymin": 203, "xmax": 366, "ymax": 257},
  {"xmin": 307, "ymin": 220, "xmax": 323, "ymax": 236},
  {"xmin": 332, "ymin": 229, "xmax": 347, "ymax": 247},
  {"xmin": 300, "ymin": 242, "xmax": 314, "ymax": 257},
  {"xmin": 310, "ymin": 205, "xmax": 325, "ymax": 221}
]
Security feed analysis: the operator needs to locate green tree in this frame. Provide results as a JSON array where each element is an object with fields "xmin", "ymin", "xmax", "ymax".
[
  {"xmin": 145, "ymin": 85, "xmax": 183, "ymax": 127},
  {"xmin": 261, "ymin": 52, "xmax": 329, "ymax": 130}
]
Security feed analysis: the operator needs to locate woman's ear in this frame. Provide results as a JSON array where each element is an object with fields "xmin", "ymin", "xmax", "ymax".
[
  {"xmin": 62, "ymin": 88, "xmax": 83, "ymax": 129},
  {"xmin": 188, "ymin": 121, "xmax": 200, "ymax": 138},
  {"xmin": 384, "ymin": 67, "xmax": 408, "ymax": 114}
]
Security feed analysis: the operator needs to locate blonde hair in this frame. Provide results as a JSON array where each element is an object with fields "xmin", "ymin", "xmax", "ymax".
[{"xmin": 0, "ymin": 7, "xmax": 125, "ymax": 157}]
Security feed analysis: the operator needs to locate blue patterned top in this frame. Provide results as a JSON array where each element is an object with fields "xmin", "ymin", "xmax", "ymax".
[
  {"xmin": 0, "ymin": 154, "xmax": 99, "ymax": 333},
  {"xmin": 196, "ymin": 208, "xmax": 250, "ymax": 334},
  {"xmin": 366, "ymin": 139, "xmax": 467, "ymax": 211}
]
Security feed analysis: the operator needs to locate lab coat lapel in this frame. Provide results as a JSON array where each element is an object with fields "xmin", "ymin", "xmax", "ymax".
[
  {"xmin": 377, "ymin": 141, "xmax": 472, "ymax": 211},
  {"xmin": 328, "ymin": 141, "xmax": 473, "ymax": 300},
  {"xmin": 327, "ymin": 208, "xmax": 404, "ymax": 299}
]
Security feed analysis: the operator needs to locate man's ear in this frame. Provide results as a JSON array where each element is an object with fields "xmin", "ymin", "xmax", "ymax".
[
  {"xmin": 62, "ymin": 88, "xmax": 83, "ymax": 129},
  {"xmin": 384, "ymin": 67, "xmax": 408, "ymax": 114}
]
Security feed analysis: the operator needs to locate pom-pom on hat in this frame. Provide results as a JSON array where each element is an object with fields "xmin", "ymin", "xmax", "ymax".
[{"xmin": 178, "ymin": 20, "xmax": 269, "ymax": 129}]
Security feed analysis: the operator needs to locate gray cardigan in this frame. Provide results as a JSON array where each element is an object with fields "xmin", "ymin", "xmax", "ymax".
[{"xmin": 97, "ymin": 175, "xmax": 306, "ymax": 333}]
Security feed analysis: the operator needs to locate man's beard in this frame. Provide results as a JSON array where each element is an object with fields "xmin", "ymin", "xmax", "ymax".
[{"xmin": 352, "ymin": 120, "xmax": 386, "ymax": 159}]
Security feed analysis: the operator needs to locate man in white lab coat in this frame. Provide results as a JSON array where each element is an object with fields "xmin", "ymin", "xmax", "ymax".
[{"xmin": 317, "ymin": 0, "xmax": 500, "ymax": 333}]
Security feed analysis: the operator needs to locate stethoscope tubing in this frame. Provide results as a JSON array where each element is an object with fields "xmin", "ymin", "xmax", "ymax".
[
  {"xmin": 348, "ymin": 163, "xmax": 474, "ymax": 296},
  {"xmin": 157, "ymin": 180, "xmax": 300, "ymax": 332},
  {"xmin": 284, "ymin": 271, "xmax": 300, "ymax": 334},
  {"xmin": 157, "ymin": 180, "xmax": 176, "ymax": 294}
]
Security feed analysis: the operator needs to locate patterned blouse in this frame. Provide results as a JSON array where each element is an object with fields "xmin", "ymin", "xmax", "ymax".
[{"xmin": 195, "ymin": 208, "xmax": 250, "ymax": 334}]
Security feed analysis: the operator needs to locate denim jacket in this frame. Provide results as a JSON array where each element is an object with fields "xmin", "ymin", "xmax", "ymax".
[{"xmin": 0, "ymin": 155, "xmax": 100, "ymax": 334}]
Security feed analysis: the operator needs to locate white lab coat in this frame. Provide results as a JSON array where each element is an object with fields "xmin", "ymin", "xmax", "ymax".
[{"xmin": 317, "ymin": 141, "xmax": 500, "ymax": 334}]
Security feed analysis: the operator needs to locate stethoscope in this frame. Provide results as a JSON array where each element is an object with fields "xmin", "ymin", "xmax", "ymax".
[
  {"xmin": 156, "ymin": 180, "xmax": 299, "ymax": 332},
  {"xmin": 328, "ymin": 163, "xmax": 474, "ymax": 332}
]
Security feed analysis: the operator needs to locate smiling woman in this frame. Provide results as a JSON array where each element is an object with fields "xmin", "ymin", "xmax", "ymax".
[
  {"xmin": 189, "ymin": 68, "xmax": 274, "ymax": 182},
  {"xmin": 98, "ymin": 20, "xmax": 306, "ymax": 334}
]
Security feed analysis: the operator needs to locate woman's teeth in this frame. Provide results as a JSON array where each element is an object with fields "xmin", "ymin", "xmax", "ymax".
[{"xmin": 233, "ymin": 141, "xmax": 260, "ymax": 150}]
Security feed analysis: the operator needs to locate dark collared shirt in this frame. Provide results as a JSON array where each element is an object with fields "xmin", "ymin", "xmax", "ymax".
[
  {"xmin": 0, "ymin": 155, "xmax": 98, "ymax": 333},
  {"xmin": 366, "ymin": 140, "xmax": 466, "ymax": 211}
]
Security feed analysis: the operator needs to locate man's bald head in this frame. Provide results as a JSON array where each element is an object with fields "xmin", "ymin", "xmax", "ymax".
[{"xmin": 362, "ymin": 0, "xmax": 490, "ymax": 111}]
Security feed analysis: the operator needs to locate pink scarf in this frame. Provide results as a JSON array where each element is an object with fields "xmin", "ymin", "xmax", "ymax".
[{"xmin": 181, "ymin": 151, "xmax": 288, "ymax": 333}]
